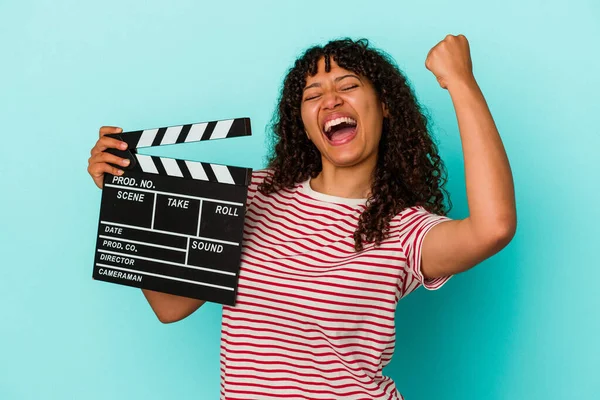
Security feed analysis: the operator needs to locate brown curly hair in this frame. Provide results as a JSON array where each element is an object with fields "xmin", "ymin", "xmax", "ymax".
[{"xmin": 259, "ymin": 38, "xmax": 451, "ymax": 251}]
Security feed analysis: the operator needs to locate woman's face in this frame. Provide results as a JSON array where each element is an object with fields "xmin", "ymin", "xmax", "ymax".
[{"xmin": 301, "ymin": 58, "xmax": 387, "ymax": 171}]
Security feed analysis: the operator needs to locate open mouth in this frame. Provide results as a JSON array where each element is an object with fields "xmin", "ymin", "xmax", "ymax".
[{"xmin": 323, "ymin": 117, "xmax": 358, "ymax": 145}]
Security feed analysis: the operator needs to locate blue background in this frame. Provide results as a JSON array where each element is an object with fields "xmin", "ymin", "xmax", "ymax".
[{"xmin": 1, "ymin": 0, "xmax": 598, "ymax": 399}]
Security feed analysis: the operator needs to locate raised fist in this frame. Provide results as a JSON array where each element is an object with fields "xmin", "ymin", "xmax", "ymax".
[{"xmin": 425, "ymin": 34, "xmax": 474, "ymax": 89}]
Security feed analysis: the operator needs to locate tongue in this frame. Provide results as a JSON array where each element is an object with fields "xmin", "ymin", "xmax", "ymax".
[{"xmin": 329, "ymin": 126, "xmax": 356, "ymax": 142}]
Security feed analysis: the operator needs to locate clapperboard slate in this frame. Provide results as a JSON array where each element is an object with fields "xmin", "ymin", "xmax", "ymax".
[{"xmin": 92, "ymin": 118, "xmax": 252, "ymax": 306}]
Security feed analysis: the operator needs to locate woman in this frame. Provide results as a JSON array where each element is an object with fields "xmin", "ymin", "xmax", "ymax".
[{"xmin": 88, "ymin": 35, "xmax": 516, "ymax": 399}]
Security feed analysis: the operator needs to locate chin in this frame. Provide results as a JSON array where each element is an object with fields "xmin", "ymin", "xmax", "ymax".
[{"xmin": 325, "ymin": 149, "xmax": 370, "ymax": 168}]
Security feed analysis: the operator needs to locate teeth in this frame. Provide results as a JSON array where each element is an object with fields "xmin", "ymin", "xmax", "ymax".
[{"xmin": 324, "ymin": 117, "xmax": 357, "ymax": 133}]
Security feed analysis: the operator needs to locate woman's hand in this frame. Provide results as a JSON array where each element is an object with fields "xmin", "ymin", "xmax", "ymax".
[
  {"xmin": 87, "ymin": 126, "xmax": 130, "ymax": 189},
  {"xmin": 425, "ymin": 34, "xmax": 474, "ymax": 90}
]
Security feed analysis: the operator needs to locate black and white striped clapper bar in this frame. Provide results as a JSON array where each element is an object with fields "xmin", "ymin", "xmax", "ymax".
[{"xmin": 93, "ymin": 117, "xmax": 252, "ymax": 306}]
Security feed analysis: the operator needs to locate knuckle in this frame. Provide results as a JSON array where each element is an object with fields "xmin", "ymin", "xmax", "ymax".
[{"xmin": 103, "ymin": 137, "xmax": 117, "ymax": 147}]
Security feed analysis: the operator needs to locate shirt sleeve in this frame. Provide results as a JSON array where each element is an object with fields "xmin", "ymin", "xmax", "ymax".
[
  {"xmin": 398, "ymin": 206, "xmax": 453, "ymax": 291},
  {"xmin": 245, "ymin": 169, "xmax": 272, "ymax": 209}
]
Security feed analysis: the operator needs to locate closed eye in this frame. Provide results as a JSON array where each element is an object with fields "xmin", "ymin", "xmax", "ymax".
[
  {"xmin": 341, "ymin": 85, "xmax": 359, "ymax": 91},
  {"xmin": 303, "ymin": 94, "xmax": 321, "ymax": 101}
]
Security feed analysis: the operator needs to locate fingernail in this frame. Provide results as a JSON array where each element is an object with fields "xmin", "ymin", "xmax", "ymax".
[
  {"xmin": 118, "ymin": 169, "xmax": 124, "ymax": 175},
  {"xmin": 122, "ymin": 159, "xmax": 130, "ymax": 166},
  {"xmin": 116, "ymin": 128, "xmax": 123, "ymax": 133},
  {"xmin": 119, "ymin": 142, "xmax": 127, "ymax": 150}
]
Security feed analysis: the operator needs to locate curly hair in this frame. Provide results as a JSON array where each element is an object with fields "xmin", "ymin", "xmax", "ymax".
[{"xmin": 259, "ymin": 38, "xmax": 451, "ymax": 251}]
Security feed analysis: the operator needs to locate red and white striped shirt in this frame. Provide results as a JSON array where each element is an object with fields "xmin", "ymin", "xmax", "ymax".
[{"xmin": 220, "ymin": 170, "xmax": 452, "ymax": 400}]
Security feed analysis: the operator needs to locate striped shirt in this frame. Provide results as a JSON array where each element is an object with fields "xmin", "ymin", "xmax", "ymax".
[{"xmin": 220, "ymin": 170, "xmax": 452, "ymax": 399}]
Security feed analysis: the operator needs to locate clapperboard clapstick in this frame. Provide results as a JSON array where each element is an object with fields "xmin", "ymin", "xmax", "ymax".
[{"xmin": 92, "ymin": 118, "xmax": 252, "ymax": 306}]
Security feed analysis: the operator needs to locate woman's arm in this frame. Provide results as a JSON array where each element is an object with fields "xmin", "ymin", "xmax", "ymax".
[
  {"xmin": 142, "ymin": 289, "xmax": 205, "ymax": 324},
  {"xmin": 420, "ymin": 35, "xmax": 517, "ymax": 280}
]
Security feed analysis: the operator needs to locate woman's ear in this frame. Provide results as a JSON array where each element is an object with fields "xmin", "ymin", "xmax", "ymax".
[{"xmin": 382, "ymin": 102, "xmax": 390, "ymax": 118}]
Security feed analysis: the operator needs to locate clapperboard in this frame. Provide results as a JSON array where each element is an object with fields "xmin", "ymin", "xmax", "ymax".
[{"xmin": 92, "ymin": 118, "xmax": 252, "ymax": 306}]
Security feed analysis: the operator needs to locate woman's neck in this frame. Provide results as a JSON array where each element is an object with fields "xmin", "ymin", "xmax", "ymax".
[{"xmin": 310, "ymin": 162, "xmax": 374, "ymax": 199}]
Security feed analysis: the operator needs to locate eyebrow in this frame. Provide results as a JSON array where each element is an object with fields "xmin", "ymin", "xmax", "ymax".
[{"xmin": 303, "ymin": 74, "xmax": 361, "ymax": 92}]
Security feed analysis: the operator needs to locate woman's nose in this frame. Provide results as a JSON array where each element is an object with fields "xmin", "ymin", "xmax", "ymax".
[{"xmin": 321, "ymin": 91, "xmax": 343, "ymax": 110}]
